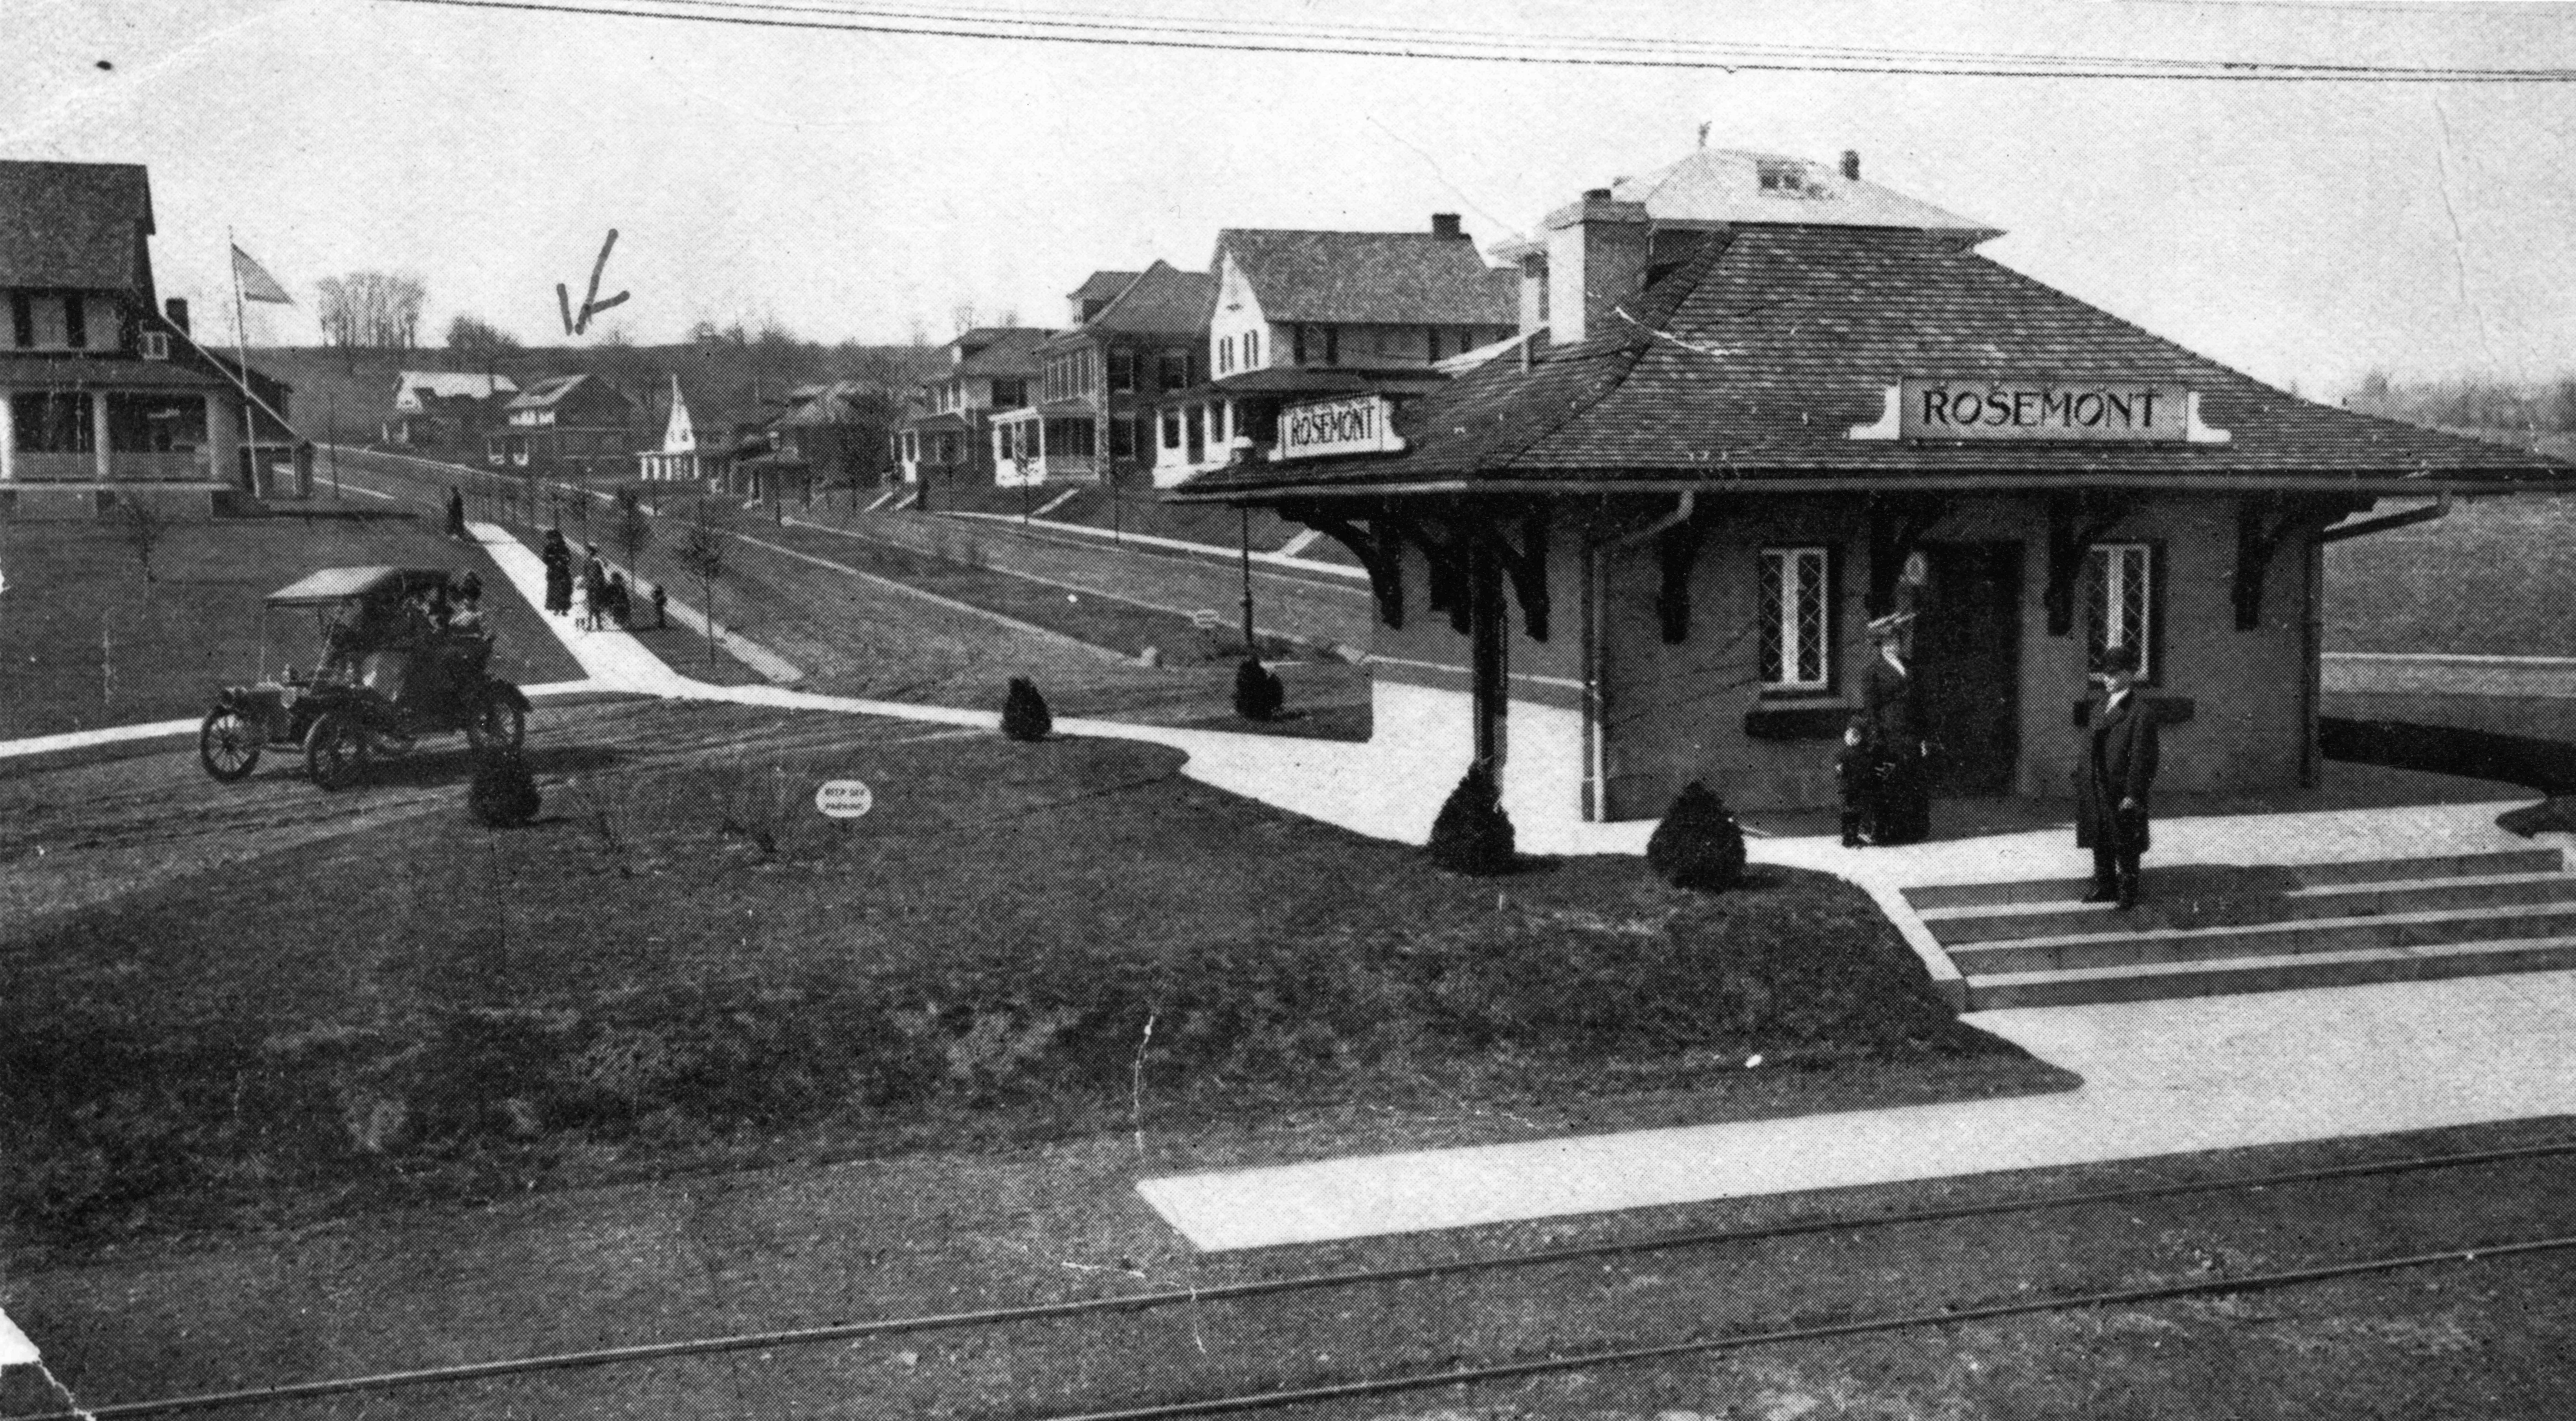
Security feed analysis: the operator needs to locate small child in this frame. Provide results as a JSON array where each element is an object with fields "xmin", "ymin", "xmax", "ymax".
[
  {"xmin": 1835, "ymin": 711, "xmax": 1874, "ymax": 849},
  {"xmin": 650, "ymin": 582, "xmax": 669, "ymax": 629}
]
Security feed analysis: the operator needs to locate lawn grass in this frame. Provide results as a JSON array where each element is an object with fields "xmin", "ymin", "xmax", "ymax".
[
  {"xmin": 0, "ymin": 711, "xmax": 2026, "ymax": 1245},
  {"xmin": 2325, "ymin": 492, "xmax": 2576, "ymax": 656},
  {"xmin": 0, "ymin": 514, "xmax": 583, "ymax": 739}
]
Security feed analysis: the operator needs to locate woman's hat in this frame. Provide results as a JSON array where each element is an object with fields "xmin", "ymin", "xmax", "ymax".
[{"xmin": 1867, "ymin": 610, "xmax": 1916, "ymax": 638}]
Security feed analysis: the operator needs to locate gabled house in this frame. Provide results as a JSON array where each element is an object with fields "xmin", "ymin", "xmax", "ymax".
[
  {"xmin": 488, "ymin": 373, "xmax": 640, "ymax": 484},
  {"xmin": 744, "ymin": 378, "xmax": 899, "ymax": 507},
  {"xmin": 0, "ymin": 159, "xmax": 298, "ymax": 518},
  {"xmin": 383, "ymin": 370, "xmax": 515, "ymax": 449},
  {"xmin": 1171, "ymin": 147, "xmax": 2576, "ymax": 829},
  {"xmin": 1153, "ymin": 215, "xmax": 1518, "ymax": 486},
  {"xmin": 636, "ymin": 373, "xmax": 729, "ymax": 484},
  {"xmin": 896, "ymin": 325, "xmax": 1052, "ymax": 497},
  {"xmin": 990, "ymin": 263, "xmax": 1212, "ymax": 487}
]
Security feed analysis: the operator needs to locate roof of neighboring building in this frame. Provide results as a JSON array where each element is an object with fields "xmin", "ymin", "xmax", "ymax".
[
  {"xmin": 1069, "ymin": 271, "xmax": 1142, "ymax": 303},
  {"xmin": 1598, "ymin": 147, "xmax": 1996, "ymax": 235},
  {"xmin": 0, "ymin": 355, "xmax": 230, "ymax": 390},
  {"xmin": 1167, "ymin": 367, "xmax": 1454, "ymax": 403},
  {"xmin": 953, "ymin": 326, "xmax": 1054, "ymax": 376},
  {"xmin": 507, "ymin": 373, "xmax": 629, "ymax": 412},
  {"xmin": 774, "ymin": 378, "xmax": 895, "ymax": 428},
  {"xmin": 1218, "ymin": 228, "xmax": 1517, "ymax": 326},
  {"xmin": 901, "ymin": 410, "xmax": 972, "ymax": 432},
  {"xmin": 393, "ymin": 371, "xmax": 517, "ymax": 408},
  {"xmin": 1176, "ymin": 224, "xmax": 2576, "ymax": 498},
  {"xmin": 1043, "ymin": 262, "xmax": 1215, "ymax": 345},
  {"xmin": 0, "ymin": 161, "xmax": 153, "ymax": 288}
]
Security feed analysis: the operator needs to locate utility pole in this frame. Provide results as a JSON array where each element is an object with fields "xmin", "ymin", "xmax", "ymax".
[{"xmin": 325, "ymin": 391, "xmax": 341, "ymax": 497}]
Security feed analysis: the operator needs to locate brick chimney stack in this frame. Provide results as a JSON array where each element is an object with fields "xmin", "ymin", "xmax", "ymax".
[
  {"xmin": 164, "ymin": 297, "xmax": 190, "ymax": 333},
  {"xmin": 1841, "ymin": 150, "xmax": 1861, "ymax": 181},
  {"xmin": 1431, "ymin": 213, "xmax": 1463, "ymax": 240}
]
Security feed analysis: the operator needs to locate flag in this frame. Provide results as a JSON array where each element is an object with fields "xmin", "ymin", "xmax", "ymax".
[{"xmin": 231, "ymin": 244, "xmax": 294, "ymax": 304}]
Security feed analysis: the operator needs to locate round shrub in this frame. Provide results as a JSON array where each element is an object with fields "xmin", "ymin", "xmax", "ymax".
[
  {"xmin": 468, "ymin": 748, "xmax": 542, "ymax": 828},
  {"xmin": 1000, "ymin": 676, "xmax": 1053, "ymax": 742},
  {"xmin": 1232, "ymin": 655, "xmax": 1285, "ymax": 721},
  {"xmin": 1647, "ymin": 780, "xmax": 1747, "ymax": 891},
  {"xmin": 1426, "ymin": 762, "xmax": 1517, "ymax": 876}
]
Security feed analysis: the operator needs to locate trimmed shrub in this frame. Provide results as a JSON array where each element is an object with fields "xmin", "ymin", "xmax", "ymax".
[
  {"xmin": 1647, "ymin": 781, "xmax": 1748, "ymax": 891},
  {"xmin": 1232, "ymin": 655, "xmax": 1285, "ymax": 721},
  {"xmin": 1001, "ymin": 677, "xmax": 1053, "ymax": 742},
  {"xmin": 1426, "ymin": 763, "xmax": 1517, "ymax": 876},
  {"xmin": 468, "ymin": 748, "xmax": 542, "ymax": 828},
  {"xmin": 2498, "ymin": 797, "xmax": 2576, "ymax": 838}
]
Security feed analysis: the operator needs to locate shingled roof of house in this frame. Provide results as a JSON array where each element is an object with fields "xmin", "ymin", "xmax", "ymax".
[
  {"xmin": 953, "ymin": 326, "xmax": 1054, "ymax": 376},
  {"xmin": 1175, "ymin": 224, "xmax": 2576, "ymax": 498},
  {"xmin": 1219, "ymin": 228, "xmax": 1517, "ymax": 326},
  {"xmin": 1068, "ymin": 271, "xmax": 1142, "ymax": 303},
  {"xmin": 0, "ymin": 160, "xmax": 153, "ymax": 288},
  {"xmin": 1043, "ymin": 261, "xmax": 1214, "ymax": 341}
]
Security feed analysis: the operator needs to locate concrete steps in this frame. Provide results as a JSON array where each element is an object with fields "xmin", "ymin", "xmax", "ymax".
[{"xmin": 1908, "ymin": 849, "xmax": 2576, "ymax": 1008}]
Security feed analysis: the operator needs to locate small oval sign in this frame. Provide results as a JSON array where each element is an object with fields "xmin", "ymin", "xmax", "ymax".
[
  {"xmin": 814, "ymin": 779, "xmax": 874, "ymax": 819},
  {"xmin": 1190, "ymin": 609, "xmax": 1221, "ymax": 631}
]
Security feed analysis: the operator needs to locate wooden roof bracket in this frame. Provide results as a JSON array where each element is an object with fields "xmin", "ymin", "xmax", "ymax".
[
  {"xmin": 1282, "ymin": 501, "xmax": 1406, "ymax": 629},
  {"xmin": 2232, "ymin": 492, "xmax": 2373, "ymax": 630},
  {"xmin": 1482, "ymin": 507, "xmax": 1551, "ymax": 642},
  {"xmin": 2045, "ymin": 492, "xmax": 2136, "ymax": 636},
  {"xmin": 1600, "ymin": 492, "xmax": 1706, "ymax": 643},
  {"xmin": 1391, "ymin": 511, "xmax": 1474, "ymax": 634}
]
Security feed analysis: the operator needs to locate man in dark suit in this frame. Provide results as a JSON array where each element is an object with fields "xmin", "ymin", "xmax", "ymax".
[{"xmin": 2076, "ymin": 643, "xmax": 2160, "ymax": 908}]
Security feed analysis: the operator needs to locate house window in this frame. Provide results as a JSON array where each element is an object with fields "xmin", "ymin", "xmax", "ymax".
[
  {"xmin": 1218, "ymin": 336, "xmax": 1233, "ymax": 375},
  {"xmin": 2086, "ymin": 543, "xmax": 2158, "ymax": 682},
  {"xmin": 62, "ymin": 296, "xmax": 87, "ymax": 349},
  {"xmin": 1110, "ymin": 415, "xmax": 1135, "ymax": 459},
  {"xmin": 1158, "ymin": 352, "xmax": 1189, "ymax": 392},
  {"xmin": 11, "ymin": 392, "xmax": 95, "ymax": 452},
  {"xmin": 10, "ymin": 293, "xmax": 33, "ymax": 347},
  {"xmin": 1109, "ymin": 348, "xmax": 1135, "ymax": 393},
  {"xmin": 1243, "ymin": 329, "xmax": 1259, "ymax": 367},
  {"xmin": 1757, "ymin": 547, "xmax": 1833, "ymax": 690},
  {"xmin": 1161, "ymin": 411, "xmax": 1181, "ymax": 450}
]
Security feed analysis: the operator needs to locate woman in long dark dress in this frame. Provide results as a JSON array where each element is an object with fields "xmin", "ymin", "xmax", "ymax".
[
  {"xmin": 540, "ymin": 529, "xmax": 573, "ymax": 617},
  {"xmin": 1858, "ymin": 610, "xmax": 1932, "ymax": 845}
]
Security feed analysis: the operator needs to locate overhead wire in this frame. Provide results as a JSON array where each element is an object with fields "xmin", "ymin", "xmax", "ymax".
[{"xmin": 385, "ymin": 0, "xmax": 2576, "ymax": 82}]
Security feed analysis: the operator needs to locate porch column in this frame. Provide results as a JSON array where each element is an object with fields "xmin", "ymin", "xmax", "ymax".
[
  {"xmin": 92, "ymin": 390, "xmax": 113, "ymax": 480},
  {"xmin": 0, "ymin": 388, "xmax": 14, "ymax": 482},
  {"xmin": 1468, "ymin": 531, "xmax": 1507, "ymax": 771}
]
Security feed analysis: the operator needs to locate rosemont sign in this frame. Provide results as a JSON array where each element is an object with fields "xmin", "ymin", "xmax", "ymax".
[
  {"xmin": 1900, "ymin": 378, "xmax": 2191, "ymax": 442},
  {"xmin": 1275, "ymin": 393, "xmax": 1406, "ymax": 460}
]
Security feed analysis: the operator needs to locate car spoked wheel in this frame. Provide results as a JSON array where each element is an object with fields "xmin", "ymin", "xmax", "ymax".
[
  {"xmin": 198, "ymin": 707, "xmax": 262, "ymax": 782},
  {"xmin": 464, "ymin": 692, "xmax": 526, "ymax": 753},
  {"xmin": 305, "ymin": 712, "xmax": 369, "ymax": 791}
]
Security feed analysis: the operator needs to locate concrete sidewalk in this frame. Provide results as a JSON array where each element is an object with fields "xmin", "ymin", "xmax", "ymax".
[{"xmin": 1137, "ymin": 965, "xmax": 2576, "ymax": 1250}]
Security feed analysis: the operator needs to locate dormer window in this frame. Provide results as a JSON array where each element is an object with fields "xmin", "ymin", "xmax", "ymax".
[
  {"xmin": 1756, "ymin": 160, "xmax": 1808, "ymax": 194},
  {"xmin": 139, "ymin": 330, "xmax": 170, "ymax": 360}
]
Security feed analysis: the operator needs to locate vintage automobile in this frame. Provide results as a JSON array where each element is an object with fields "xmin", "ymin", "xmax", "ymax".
[{"xmin": 197, "ymin": 566, "xmax": 530, "ymax": 790}]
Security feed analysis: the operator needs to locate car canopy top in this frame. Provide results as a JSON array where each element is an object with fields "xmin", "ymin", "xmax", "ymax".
[{"xmin": 265, "ymin": 567, "xmax": 452, "ymax": 607}]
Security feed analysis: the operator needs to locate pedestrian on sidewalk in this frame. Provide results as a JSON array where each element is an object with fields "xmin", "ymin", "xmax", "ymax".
[
  {"xmin": 445, "ymin": 486, "xmax": 467, "ymax": 540},
  {"xmin": 2075, "ymin": 642, "xmax": 2161, "ymax": 909},
  {"xmin": 650, "ymin": 582, "xmax": 668, "ymax": 630},
  {"xmin": 1835, "ymin": 712, "xmax": 1875, "ymax": 848},
  {"xmin": 580, "ymin": 543, "xmax": 608, "ymax": 632},
  {"xmin": 1860, "ymin": 610, "xmax": 1930, "ymax": 845},
  {"xmin": 541, "ymin": 529, "xmax": 573, "ymax": 617}
]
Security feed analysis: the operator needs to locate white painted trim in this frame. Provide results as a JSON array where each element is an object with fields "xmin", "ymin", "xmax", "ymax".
[
  {"xmin": 2325, "ymin": 652, "xmax": 2576, "ymax": 668},
  {"xmin": 2185, "ymin": 390, "xmax": 2232, "ymax": 444},
  {"xmin": 1847, "ymin": 384, "xmax": 1902, "ymax": 440}
]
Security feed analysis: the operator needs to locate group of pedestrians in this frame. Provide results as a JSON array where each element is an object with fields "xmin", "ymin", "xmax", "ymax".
[
  {"xmin": 1833, "ymin": 609, "xmax": 2161, "ymax": 908},
  {"xmin": 538, "ymin": 528, "xmax": 643, "ymax": 633}
]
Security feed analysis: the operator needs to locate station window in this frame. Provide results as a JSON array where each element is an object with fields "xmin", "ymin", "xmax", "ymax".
[
  {"xmin": 2086, "ymin": 542, "xmax": 2160, "ymax": 683},
  {"xmin": 1757, "ymin": 547, "xmax": 1833, "ymax": 690}
]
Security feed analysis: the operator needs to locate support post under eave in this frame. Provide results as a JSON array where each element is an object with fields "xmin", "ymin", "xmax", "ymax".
[{"xmin": 1468, "ymin": 534, "xmax": 1507, "ymax": 772}]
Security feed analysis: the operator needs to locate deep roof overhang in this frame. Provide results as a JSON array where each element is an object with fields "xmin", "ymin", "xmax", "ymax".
[{"xmin": 1164, "ymin": 468, "xmax": 2563, "ymax": 504}]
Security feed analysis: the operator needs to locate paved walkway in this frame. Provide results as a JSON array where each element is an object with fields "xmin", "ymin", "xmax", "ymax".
[{"xmin": 1138, "ymin": 966, "xmax": 2576, "ymax": 1250}]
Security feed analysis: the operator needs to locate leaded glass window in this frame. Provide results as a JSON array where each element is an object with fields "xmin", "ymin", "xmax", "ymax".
[{"xmin": 1758, "ymin": 547, "xmax": 1832, "ymax": 689}]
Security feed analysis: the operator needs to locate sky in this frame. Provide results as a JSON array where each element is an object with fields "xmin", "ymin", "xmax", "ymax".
[{"xmin": 8, "ymin": 0, "xmax": 2575, "ymax": 397}]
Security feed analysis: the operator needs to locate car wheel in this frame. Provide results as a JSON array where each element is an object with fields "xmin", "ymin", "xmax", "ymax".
[
  {"xmin": 305, "ymin": 712, "xmax": 368, "ymax": 791},
  {"xmin": 199, "ymin": 707, "xmax": 262, "ymax": 782},
  {"xmin": 465, "ymin": 692, "xmax": 526, "ymax": 753}
]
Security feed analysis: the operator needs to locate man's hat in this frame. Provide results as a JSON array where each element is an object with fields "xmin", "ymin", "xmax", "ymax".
[
  {"xmin": 2100, "ymin": 641, "xmax": 2141, "ymax": 674},
  {"xmin": 1867, "ymin": 610, "xmax": 1916, "ymax": 638}
]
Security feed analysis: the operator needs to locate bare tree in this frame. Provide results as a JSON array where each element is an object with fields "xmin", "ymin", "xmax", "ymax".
[
  {"xmin": 613, "ymin": 490, "xmax": 653, "ymax": 594},
  {"xmin": 315, "ymin": 271, "xmax": 429, "ymax": 348},
  {"xmin": 445, "ymin": 314, "xmax": 520, "ymax": 354},
  {"xmin": 673, "ymin": 516, "xmax": 726, "ymax": 671},
  {"xmin": 950, "ymin": 301, "xmax": 979, "ymax": 336}
]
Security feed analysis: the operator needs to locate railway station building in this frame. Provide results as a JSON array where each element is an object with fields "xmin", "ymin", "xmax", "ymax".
[{"xmin": 1172, "ymin": 147, "xmax": 2576, "ymax": 826}]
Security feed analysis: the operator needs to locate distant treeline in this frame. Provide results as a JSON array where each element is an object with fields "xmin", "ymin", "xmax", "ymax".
[{"xmin": 2343, "ymin": 371, "xmax": 2576, "ymax": 433}]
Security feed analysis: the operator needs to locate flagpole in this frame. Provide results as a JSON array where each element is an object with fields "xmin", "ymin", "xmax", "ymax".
[{"xmin": 230, "ymin": 228, "xmax": 256, "ymax": 489}]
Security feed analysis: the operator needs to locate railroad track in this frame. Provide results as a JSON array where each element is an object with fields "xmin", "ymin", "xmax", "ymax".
[{"xmin": 16, "ymin": 1135, "xmax": 2576, "ymax": 1420}]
